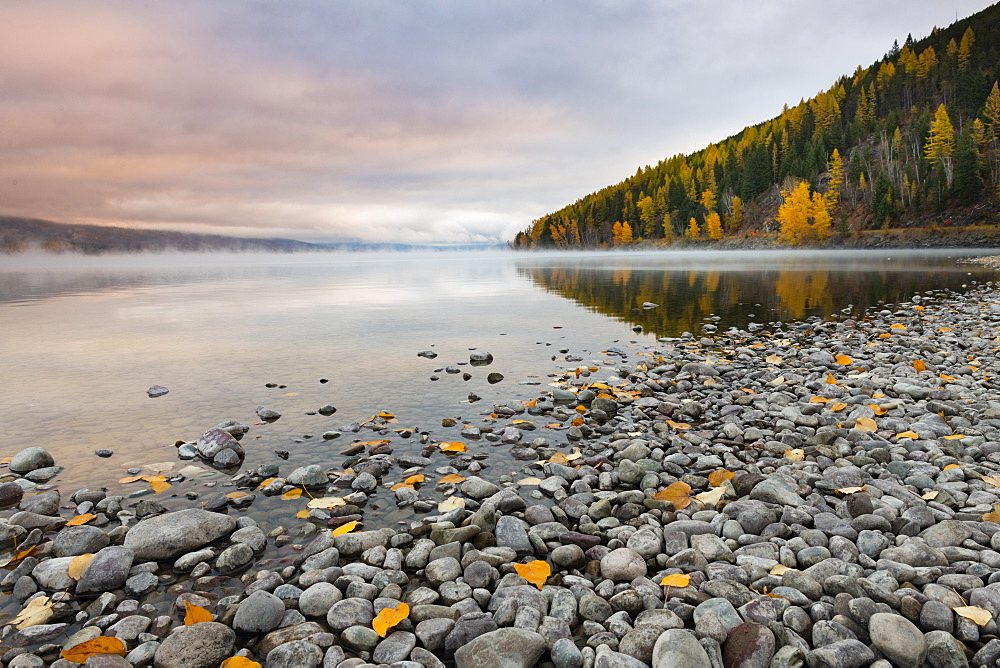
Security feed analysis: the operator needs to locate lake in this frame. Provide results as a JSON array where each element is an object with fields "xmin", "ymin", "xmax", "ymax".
[{"xmin": 0, "ymin": 248, "xmax": 994, "ymax": 534}]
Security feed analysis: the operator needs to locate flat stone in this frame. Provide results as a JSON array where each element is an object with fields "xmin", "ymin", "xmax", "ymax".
[
  {"xmin": 453, "ymin": 628, "xmax": 546, "ymax": 668},
  {"xmin": 152, "ymin": 622, "xmax": 235, "ymax": 668},
  {"xmin": 868, "ymin": 612, "xmax": 927, "ymax": 666},
  {"xmin": 233, "ymin": 590, "xmax": 284, "ymax": 635},
  {"xmin": 76, "ymin": 546, "xmax": 134, "ymax": 596},
  {"xmin": 651, "ymin": 629, "xmax": 712, "ymax": 667},
  {"xmin": 124, "ymin": 509, "xmax": 236, "ymax": 561}
]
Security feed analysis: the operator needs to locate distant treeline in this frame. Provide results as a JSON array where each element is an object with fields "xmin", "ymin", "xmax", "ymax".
[
  {"xmin": 0, "ymin": 217, "xmax": 329, "ymax": 255},
  {"xmin": 514, "ymin": 4, "xmax": 1000, "ymax": 248}
]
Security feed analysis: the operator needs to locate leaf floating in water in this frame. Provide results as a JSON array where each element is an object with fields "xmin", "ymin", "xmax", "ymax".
[
  {"xmin": 66, "ymin": 513, "xmax": 97, "ymax": 527},
  {"xmin": 438, "ymin": 474, "xmax": 465, "ymax": 484},
  {"xmin": 280, "ymin": 488, "xmax": 303, "ymax": 500},
  {"xmin": 659, "ymin": 573, "xmax": 691, "ymax": 588},
  {"xmin": 438, "ymin": 496, "xmax": 465, "ymax": 513},
  {"xmin": 332, "ymin": 520, "xmax": 359, "ymax": 537},
  {"xmin": 404, "ymin": 474, "xmax": 425, "ymax": 485},
  {"xmin": 61, "ymin": 636, "xmax": 127, "ymax": 663},
  {"xmin": 307, "ymin": 496, "xmax": 346, "ymax": 509},
  {"xmin": 372, "ymin": 602, "xmax": 409, "ymax": 637},
  {"xmin": 150, "ymin": 480, "xmax": 172, "ymax": 494},
  {"xmin": 784, "ymin": 449, "xmax": 805, "ymax": 462},
  {"xmin": 226, "ymin": 492, "xmax": 249, "ymax": 500},
  {"xmin": 295, "ymin": 510, "xmax": 311, "ymax": 518},
  {"xmin": 68, "ymin": 553, "xmax": 95, "ymax": 580},
  {"xmin": 514, "ymin": 561, "xmax": 551, "ymax": 590},
  {"xmin": 12, "ymin": 595, "xmax": 54, "ymax": 629},
  {"xmin": 954, "ymin": 605, "xmax": 992, "ymax": 627},
  {"xmin": 184, "ymin": 603, "xmax": 213, "ymax": 625},
  {"xmin": 653, "ymin": 482, "xmax": 691, "ymax": 510},
  {"xmin": 440, "ymin": 442, "xmax": 467, "ymax": 453},
  {"xmin": 118, "ymin": 476, "xmax": 143, "ymax": 484}
]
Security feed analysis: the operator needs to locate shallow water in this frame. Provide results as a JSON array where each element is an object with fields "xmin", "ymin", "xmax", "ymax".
[{"xmin": 0, "ymin": 248, "xmax": 995, "ymax": 534}]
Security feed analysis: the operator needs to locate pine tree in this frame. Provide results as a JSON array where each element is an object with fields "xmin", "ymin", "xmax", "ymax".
[
  {"xmin": 958, "ymin": 26, "xmax": 975, "ymax": 70},
  {"xmin": 925, "ymin": 104, "xmax": 956, "ymax": 184},
  {"xmin": 825, "ymin": 148, "xmax": 844, "ymax": 208},
  {"xmin": 637, "ymin": 196, "xmax": 657, "ymax": 238},
  {"xmin": 953, "ymin": 130, "xmax": 983, "ymax": 203},
  {"xmin": 706, "ymin": 212, "xmax": 723, "ymax": 240},
  {"xmin": 983, "ymin": 82, "xmax": 1000, "ymax": 140}
]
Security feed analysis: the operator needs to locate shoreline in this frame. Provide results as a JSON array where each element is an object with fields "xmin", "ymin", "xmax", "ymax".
[{"xmin": 3, "ymin": 266, "xmax": 1000, "ymax": 666}]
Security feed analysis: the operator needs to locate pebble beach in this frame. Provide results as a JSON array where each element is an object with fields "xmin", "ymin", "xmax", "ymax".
[{"xmin": 4, "ymin": 261, "xmax": 1000, "ymax": 667}]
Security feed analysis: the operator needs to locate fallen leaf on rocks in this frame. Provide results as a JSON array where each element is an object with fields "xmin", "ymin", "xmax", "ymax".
[
  {"xmin": 653, "ymin": 482, "xmax": 691, "ymax": 510},
  {"xmin": 784, "ymin": 449, "xmax": 805, "ymax": 462},
  {"xmin": 659, "ymin": 573, "xmax": 691, "ymax": 588},
  {"xmin": 809, "ymin": 396, "xmax": 830, "ymax": 403},
  {"xmin": 66, "ymin": 513, "xmax": 97, "ymax": 527},
  {"xmin": 226, "ymin": 492, "xmax": 249, "ymax": 500},
  {"xmin": 184, "ymin": 603, "xmax": 212, "ymax": 625},
  {"xmin": 514, "ymin": 561, "xmax": 551, "ymax": 590},
  {"xmin": 372, "ymin": 602, "xmax": 410, "ymax": 637},
  {"xmin": 708, "ymin": 470, "xmax": 735, "ymax": 487},
  {"xmin": 0, "ymin": 545, "xmax": 37, "ymax": 568},
  {"xmin": 913, "ymin": 360, "xmax": 927, "ymax": 372},
  {"xmin": 896, "ymin": 431, "xmax": 919, "ymax": 440},
  {"xmin": 868, "ymin": 405, "xmax": 887, "ymax": 416},
  {"xmin": 378, "ymin": 411, "xmax": 395, "ymax": 419},
  {"xmin": 890, "ymin": 323, "xmax": 907, "ymax": 331},
  {"xmin": 984, "ymin": 505, "xmax": 1000, "ymax": 523},
  {"xmin": 438, "ymin": 474, "xmax": 465, "ymax": 484},
  {"xmin": 835, "ymin": 487, "xmax": 867, "ymax": 495},
  {"xmin": 834, "ymin": 355, "xmax": 852, "ymax": 365},
  {"xmin": 61, "ymin": 637, "xmax": 127, "ymax": 663},
  {"xmin": 438, "ymin": 496, "xmax": 466, "ymax": 513},
  {"xmin": 694, "ymin": 486, "xmax": 726, "ymax": 507},
  {"xmin": 769, "ymin": 376, "xmax": 786, "ymax": 386},
  {"xmin": 440, "ymin": 442, "xmax": 468, "ymax": 453},
  {"xmin": 221, "ymin": 658, "xmax": 262, "ymax": 668},
  {"xmin": 68, "ymin": 553, "xmax": 95, "ymax": 580},
  {"xmin": 518, "ymin": 478, "xmax": 543, "ymax": 485},
  {"xmin": 12, "ymin": 596, "xmax": 53, "ymax": 629},
  {"xmin": 404, "ymin": 475, "xmax": 425, "ymax": 485},
  {"xmin": 549, "ymin": 453, "xmax": 572, "ymax": 466},
  {"xmin": 921, "ymin": 491, "xmax": 939, "ymax": 500},
  {"xmin": 390, "ymin": 482, "xmax": 413, "ymax": 491},
  {"xmin": 770, "ymin": 564, "xmax": 789, "ymax": 576},
  {"xmin": 332, "ymin": 521, "xmax": 359, "ymax": 537},
  {"xmin": 954, "ymin": 605, "xmax": 992, "ymax": 627},
  {"xmin": 766, "ymin": 354, "xmax": 783, "ymax": 364},
  {"xmin": 256, "ymin": 478, "xmax": 278, "ymax": 489},
  {"xmin": 854, "ymin": 417, "xmax": 878, "ymax": 433},
  {"xmin": 944, "ymin": 435, "xmax": 965, "ymax": 440},
  {"xmin": 570, "ymin": 417, "xmax": 584, "ymax": 427},
  {"xmin": 938, "ymin": 327, "xmax": 953, "ymax": 332},
  {"xmin": 830, "ymin": 402, "xmax": 847, "ymax": 412},
  {"xmin": 666, "ymin": 420, "xmax": 691, "ymax": 430},
  {"xmin": 307, "ymin": 496, "xmax": 346, "ymax": 509},
  {"xmin": 280, "ymin": 489, "xmax": 303, "ymax": 500},
  {"xmin": 826, "ymin": 374, "xmax": 837, "ymax": 384},
  {"xmin": 981, "ymin": 475, "xmax": 1000, "ymax": 489},
  {"xmin": 943, "ymin": 464, "xmax": 960, "ymax": 470}
]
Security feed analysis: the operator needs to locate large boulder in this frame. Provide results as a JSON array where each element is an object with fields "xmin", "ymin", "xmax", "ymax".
[{"xmin": 124, "ymin": 509, "xmax": 236, "ymax": 561}]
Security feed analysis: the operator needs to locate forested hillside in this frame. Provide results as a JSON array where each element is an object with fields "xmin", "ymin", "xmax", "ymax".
[{"xmin": 514, "ymin": 4, "xmax": 1000, "ymax": 248}]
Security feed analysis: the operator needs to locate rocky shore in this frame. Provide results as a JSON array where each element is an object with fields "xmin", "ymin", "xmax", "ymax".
[{"xmin": 4, "ymin": 273, "xmax": 1000, "ymax": 667}]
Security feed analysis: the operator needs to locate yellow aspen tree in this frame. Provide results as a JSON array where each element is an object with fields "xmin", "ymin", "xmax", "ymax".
[
  {"xmin": 727, "ymin": 196, "xmax": 743, "ymax": 231},
  {"xmin": 706, "ymin": 212, "xmax": 723, "ymax": 240},
  {"xmin": 810, "ymin": 191, "xmax": 831, "ymax": 243},
  {"xmin": 620, "ymin": 221, "xmax": 633, "ymax": 244},
  {"xmin": 777, "ymin": 182, "xmax": 812, "ymax": 245},
  {"xmin": 925, "ymin": 103, "xmax": 955, "ymax": 183},
  {"xmin": 825, "ymin": 148, "xmax": 844, "ymax": 208},
  {"xmin": 687, "ymin": 218, "xmax": 700, "ymax": 240}
]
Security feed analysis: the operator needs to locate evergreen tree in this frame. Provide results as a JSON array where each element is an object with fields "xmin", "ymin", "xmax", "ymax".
[{"xmin": 953, "ymin": 130, "xmax": 983, "ymax": 203}]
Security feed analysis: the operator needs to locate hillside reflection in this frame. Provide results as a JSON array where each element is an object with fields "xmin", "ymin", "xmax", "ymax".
[{"xmin": 518, "ymin": 251, "xmax": 991, "ymax": 337}]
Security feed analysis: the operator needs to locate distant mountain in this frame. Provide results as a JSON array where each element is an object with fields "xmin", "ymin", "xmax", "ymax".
[
  {"xmin": 514, "ymin": 4, "xmax": 1000, "ymax": 248},
  {"xmin": 0, "ymin": 216, "xmax": 330, "ymax": 255},
  {"xmin": 315, "ymin": 241, "xmax": 507, "ymax": 252}
]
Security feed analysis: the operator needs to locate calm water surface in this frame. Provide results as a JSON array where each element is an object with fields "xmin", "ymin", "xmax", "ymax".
[{"xmin": 0, "ymin": 249, "xmax": 995, "ymax": 534}]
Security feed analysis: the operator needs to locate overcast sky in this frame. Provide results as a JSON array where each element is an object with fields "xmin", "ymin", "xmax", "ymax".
[{"xmin": 0, "ymin": 1, "xmax": 993, "ymax": 244}]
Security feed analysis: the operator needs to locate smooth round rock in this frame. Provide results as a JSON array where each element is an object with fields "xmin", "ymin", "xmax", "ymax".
[
  {"xmin": 9, "ymin": 448, "xmax": 54, "ymax": 474},
  {"xmin": 152, "ymin": 622, "xmax": 235, "ymax": 668},
  {"xmin": 600, "ymin": 548, "xmax": 646, "ymax": 582},
  {"xmin": 868, "ymin": 612, "xmax": 927, "ymax": 666},
  {"xmin": 233, "ymin": 590, "xmax": 284, "ymax": 635}
]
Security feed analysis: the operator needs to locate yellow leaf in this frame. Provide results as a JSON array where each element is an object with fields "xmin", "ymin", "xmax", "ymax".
[
  {"xmin": 295, "ymin": 510, "xmax": 311, "ymax": 518},
  {"xmin": 826, "ymin": 374, "xmax": 837, "ymax": 384},
  {"xmin": 12, "ymin": 595, "xmax": 53, "ymax": 629},
  {"xmin": 653, "ymin": 482, "xmax": 691, "ymax": 510},
  {"xmin": 438, "ymin": 474, "xmax": 465, "ymax": 484},
  {"xmin": 872, "ymin": 392, "xmax": 885, "ymax": 399},
  {"xmin": 256, "ymin": 478, "xmax": 277, "ymax": 489},
  {"xmin": 518, "ymin": 478, "xmax": 543, "ymax": 485},
  {"xmin": 913, "ymin": 360, "xmax": 927, "ymax": 372},
  {"xmin": 659, "ymin": 573, "xmax": 691, "ymax": 588},
  {"xmin": 67, "ymin": 553, "xmax": 95, "ymax": 581},
  {"xmin": 378, "ymin": 411, "xmax": 395, "ymax": 419},
  {"xmin": 766, "ymin": 354, "xmax": 783, "ymax": 364},
  {"xmin": 306, "ymin": 496, "xmax": 346, "ymax": 509},
  {"xmin": 221, "ymin": 658, "xmax": 263, "ymax": 668},
  {"xmin": 571, "ymin": 417, "xmax": 584, "ymax": 427},
  {"xmin": 150, "ymin": 480, "xmax": 171, "ymax": 494},
  {"xmin": 944, "ymin": 435, "xmax": 965, "ymax": 440},
  {"xmin": 854, "ymin": 417, "xmax": 878, "ymax": 433},
  {"xmin": 61, "ymin": 637, "xmax": 127, "ymax": 663},
  {"xmin": 66, "ymin": 513, "xmax": 97, "ymax": 527},
  {"xmin": 282, "ymin": 392, "xmax": 299, "ymax": 397},
  {"xmin": 666, "ymin": 420, "xmax": 691, "ymax": 430},
  {"xmin": 575, "ymin": 405, "xmax": 587, "ymax": 414},
  {"xmin": 440, "ymin": 442, "xmax": 468, "ymax": 453},
  {"xmin": 938, "ymin": 327, "xmax": 953, "ymax": 332},
  {"xmin": 280, "ymin": 488, "xmax": 303, "ymax": 500},
  {"xmin": 438, "ymin": 496, "xmax": 466, "ymax": 513},
  {"xmin": 835, "ymin": 354, "xmax": 852, "ymax": 365},
  {"xmin": 954, "ymin": 606, "xmax": 993, "ymax": 627},
  {"xmin": 142, "ymin": 475, "xmax": 167, "ymax": 483},
  {"xmin": 332, "ymin": 520, "xmax": 359, "ymax": 537},
  {"xmin": 513, "ymin": 560, "xmax": 551, "ymax": 590},
  {"xmin": 390, "ymin": 483, "xmax": 413, "ymax": 491},
  {"xmin": 372, "ymin": 602, "xmax": 410, "ymax": 637},
  {"xmin": 784, "ymin": 448, "xmax": 805, "ymax": 462},
  {"xmin": 835, "ymin": 486, "xmax": 867, "ymax": 495},
  {"xmin": 694, "ymin": 486, "xmax": 726, "ymax": 507},
  {"xmin": 943, "ymin": 464, "xmax": 960, "ymax": 470},
  {"xmin": 549, "ymin": 452, "xmax": 571, "ymax": 466},
  {"xmin": 226, "ymin": 492, "xmax": 249, "ymax": 500},
  {"xmin": 708, "ymin": 469, "xmax": 735, "ymax": 487},
  {"xmin": 830, "ymin": 402, "xmax": 847, "ymax": 412},
  {"xmin": 984, "ymin": 504, "xmax": 1000, "ymax": 523},
  {"xmin": 896, "ymin": 431, "xmax": 919, "ymax": 439},
  {"xmin": 921, "ymin": 491, "xmax": 939, "ymax": 500},
  {"xmin": 890, "ymin": 323, "xmax": 907, "ymax": 330},
  {"xmin": 402, "ymin": 475, "xmax": 425, "ymax": 485},
  {"xmin": 868, "ymin": 405, "xmax": 887, "ymax": 416},
  {"xmin": 118, "ymin": 476, "xmax": 143, "ymax": 484},
  {"xmin": 809, "ymin": 396, "xmax": 831, "ymax": 403},
  {"xmin": 522, "ymin": 400, "xmax": 537, "ymax": 407},
  {"xmin": 770, "ymin": 564, "xmax": 789, "ymax": 576},
  {"xmin": 184, "ymin": 603, "xmax": 212, "ymax": 625},
  {"xmin": 980, "ymin": 475, "xmax": 1000, "ymax": 489}
]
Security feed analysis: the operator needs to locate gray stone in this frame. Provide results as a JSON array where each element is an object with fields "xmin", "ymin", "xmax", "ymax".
[
  {"xmin": 749, "ymin": 477, "xmax": 804, "ymax": 506},
  {"xmin": 600, "ymin": 548, "xmax": 646, "ymax": 582},
  {"xmin": 340, "ymin": 625, "xmax": 380, "ymax": 653},
  {"xmin": 551, "ymin": 637, "xmax": 584, "ymax": 668},
  {"xmin": 868, "ymin": 612, "xmax": 927, "ymax": 667},
  {"xmin": 373, "ymin": 631, "xmax": 417, "ymax": 663},
  {"xmin": 53, "ymin": 526, "xmax": 110, "ymax": 558},
  {"xmin": 266, "ymin": 640, "xmax": 323, "ymax": 668},
  {"xmin": 924, "ymin": 630, "xmax": 969, "ymax": 668},
  {"xmin": 9, "ymin": 447, "xmax": 54, "ymax": 474},
  {"xmin": 298, "ymin": 582, "xmax": 342, "ymax": 618},
  {"xmin": 76, "ymin": 546, "xmax": 134, "ymax": 595},
  {"xmin": 495, "ymin": 516, "xmax": 532, "ymax": 553},
  {"xmin": 804, "ymin": 639, "xmax": 875, "ymax": 668},
  {"xmin": 651, "ymin": 629, "xmax": 712, "ymax": 667},
  {"xmin": 453, "ymin": 628, "xmax": 546, "ymax": 668},
  {"xmin": 425, "ymin": 557, "xmax": 462, "ymax": 587},
  {"xmin": 326, "ymin": 598, "xmax": 374, "ymax": 633},
  {"xmin": 287, "ymin": 465, "xmax": 328, "ymax": 487},
  {"xmin": 124, "ymin": 509, "xmax": 236, "ymax": 561},
  {"xmin": 233, "ymin": 591, "xmax": 285, "ymax": 635},
  {"xmin": 152, "ymin": 622, "xmax": 235, "ymax": 668},
  {"xmin": 32, "ymin": 557, "xmax": 76, "ymax": 590}
]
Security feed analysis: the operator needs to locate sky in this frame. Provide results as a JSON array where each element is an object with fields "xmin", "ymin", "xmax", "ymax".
[{"xmin": 0, "ymin": 1, "xmax": 995, "ymax": 244}]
